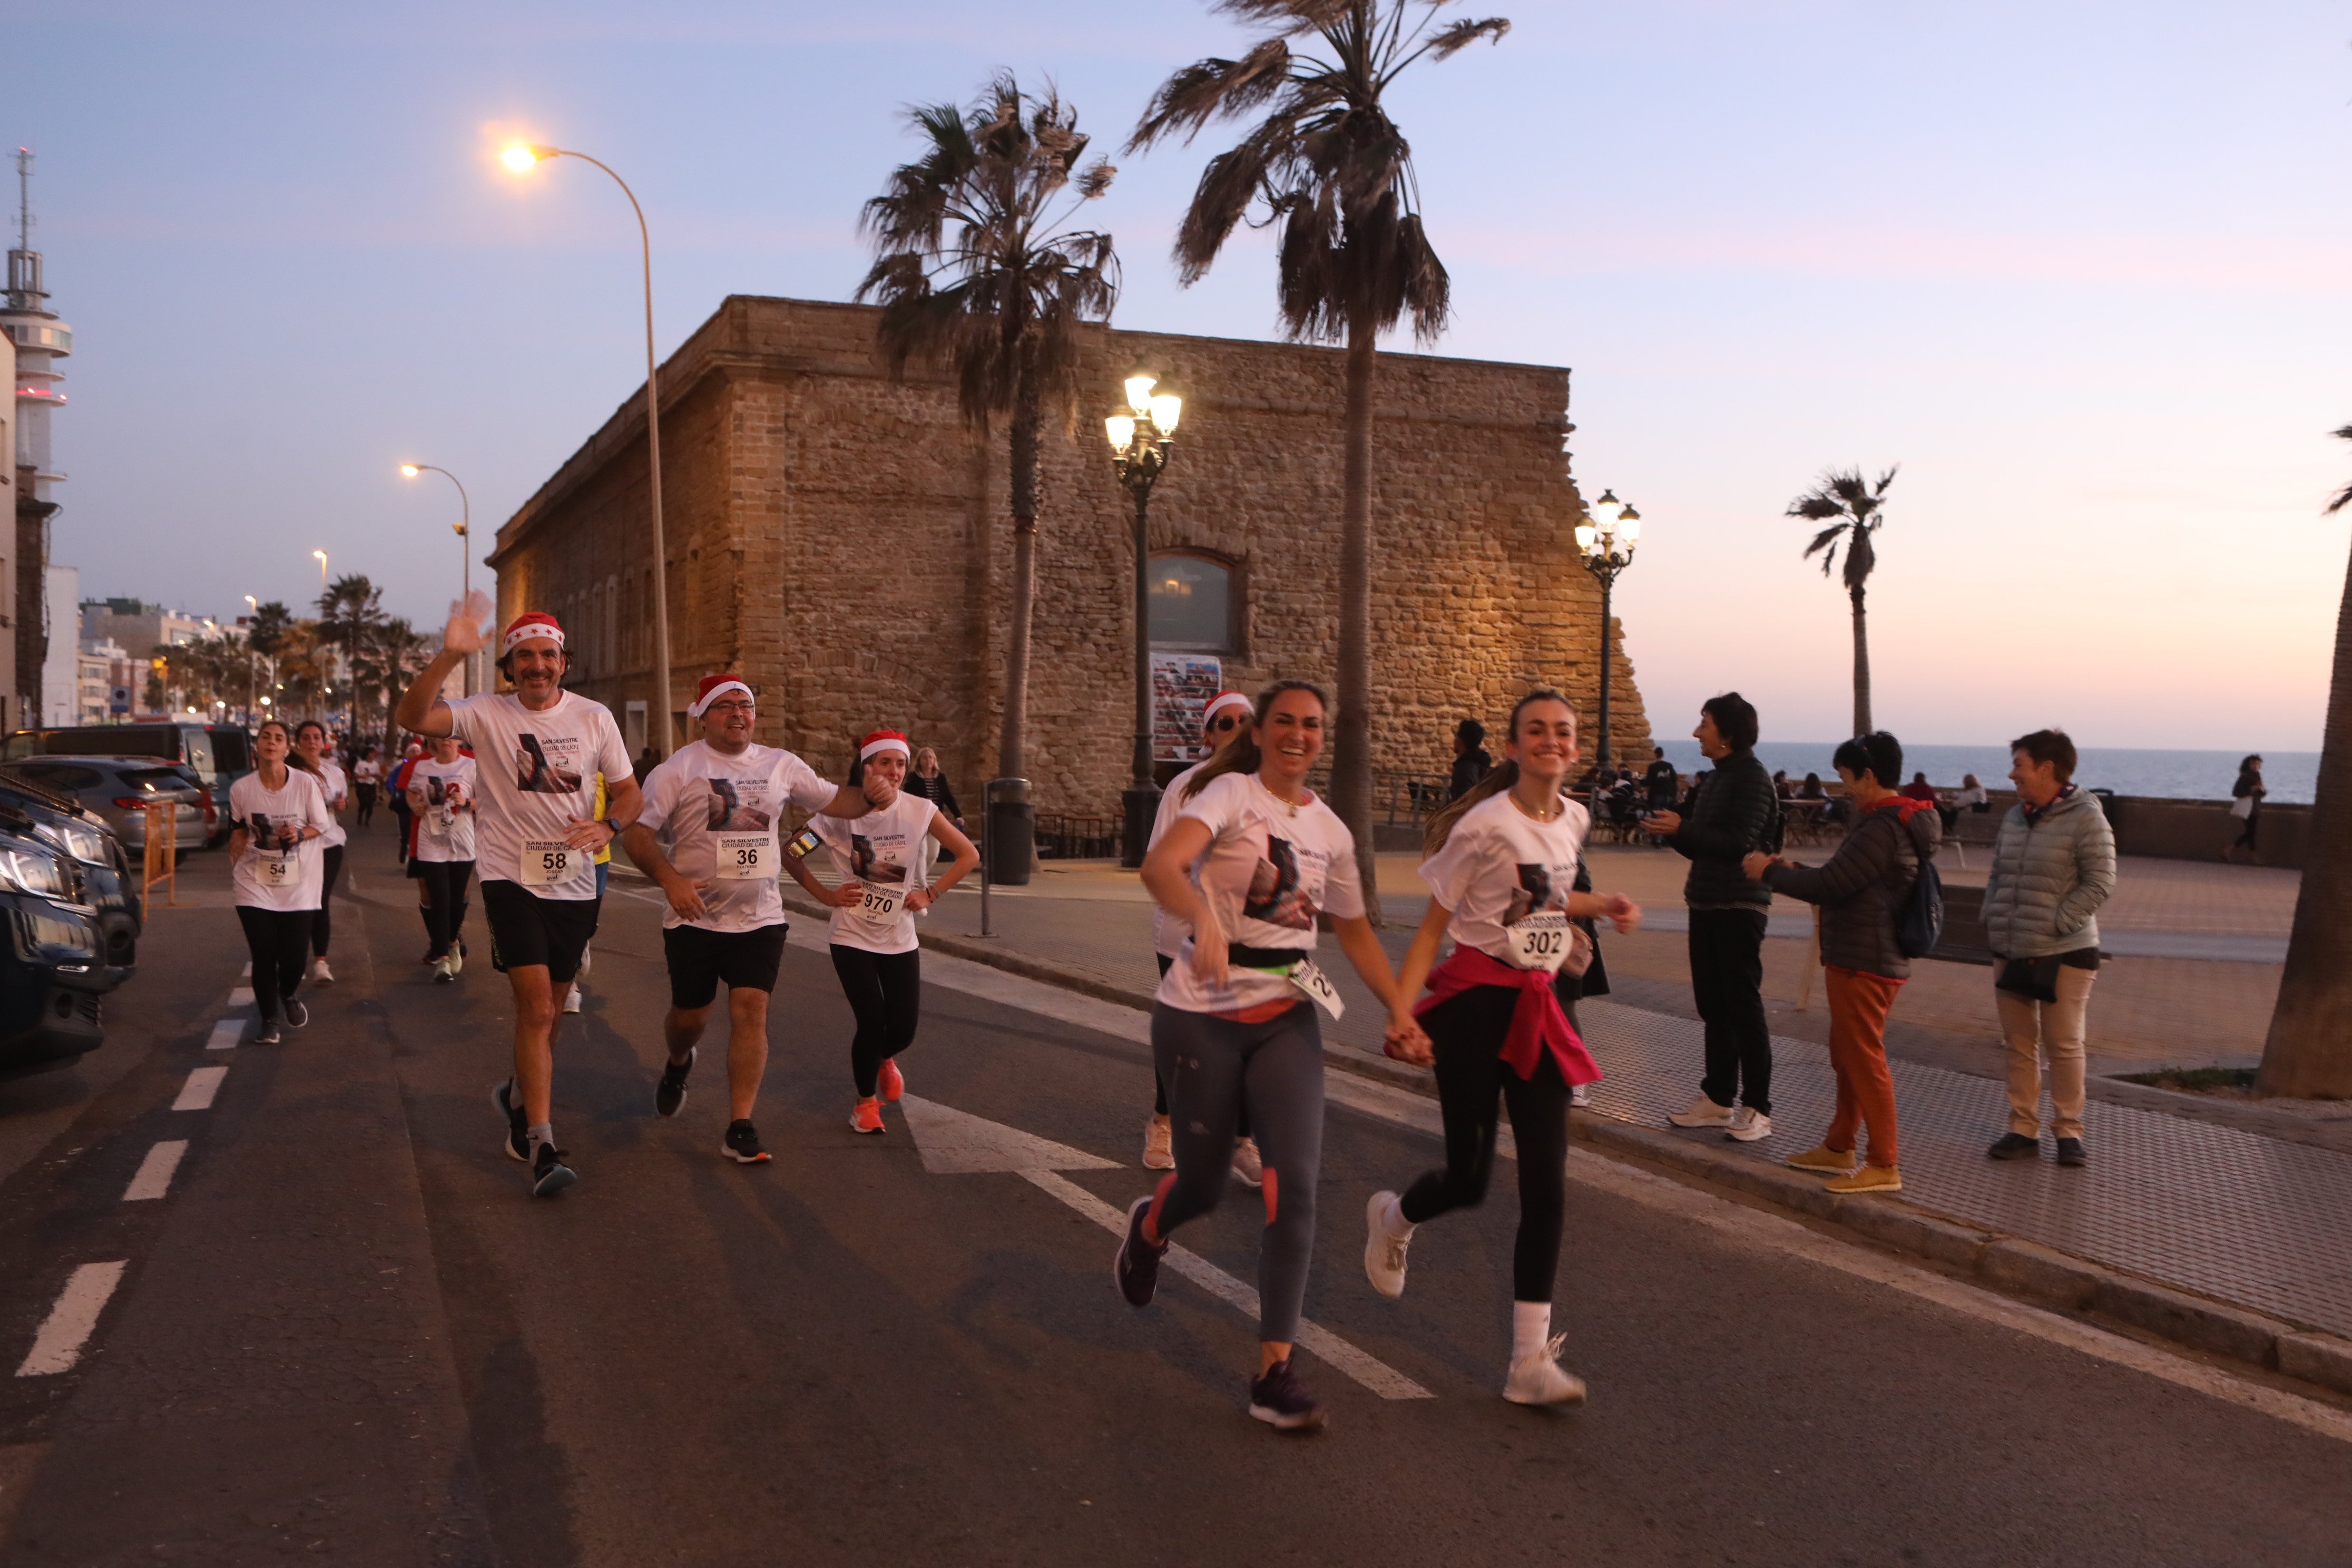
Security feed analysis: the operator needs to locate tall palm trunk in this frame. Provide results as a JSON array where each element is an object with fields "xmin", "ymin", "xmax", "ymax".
[
  {"xmin": 2257, "ymin": 540, "xmax": 2352, "ymax": 1098},
  {"xmin": 1332, "ymin": 310, "xmax": 1381, "ymax": 914},
  {"xmin": 1000, "ymin": 380, "xmax": 1042, "ymax": 781},
  {"xmin": 1849, "ymin": 584, "xmax": 1873, "ymax": 737}
]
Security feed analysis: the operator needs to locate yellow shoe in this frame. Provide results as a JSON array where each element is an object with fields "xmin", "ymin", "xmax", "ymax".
[
  {"xmin": 1786, "ymin": 1143, "xmax": 1860, "ymax": 1175},
  {"xmin": 1825, "ymin": 1164, "xmax": 1903, "ymax": 1195}
]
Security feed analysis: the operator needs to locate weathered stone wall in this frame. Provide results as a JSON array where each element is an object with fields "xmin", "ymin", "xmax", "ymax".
[{"xmin": 489, "ymin": 295, "xmax": 1652, "ymax": 810}]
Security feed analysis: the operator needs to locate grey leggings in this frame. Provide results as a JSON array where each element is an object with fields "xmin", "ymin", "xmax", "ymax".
[{"xmin": 1149, "ymin": 1001, "xmax": 1325, "ymax": 1345}]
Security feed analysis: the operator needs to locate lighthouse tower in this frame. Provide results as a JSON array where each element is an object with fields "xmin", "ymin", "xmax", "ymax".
[{"xmin": 1, "ymin": 149, "xmax": 70, "ymax": 728}]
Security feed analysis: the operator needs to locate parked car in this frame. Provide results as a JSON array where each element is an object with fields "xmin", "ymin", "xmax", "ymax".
[
  {"xmin": 0, "ymin": 761, "xmax": 155, "ymax": 975},
  {"xmin": 3, "ymin": 722, "xmax": 250, "ymax": 846},
  {"xmin": 0, "ymin": 803, "xmax": 110, "ymax": 1080}
]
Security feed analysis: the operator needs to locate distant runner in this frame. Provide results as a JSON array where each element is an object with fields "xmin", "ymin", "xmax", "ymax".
[
  {"xmin": 227, "ymin": 719, "xmax": 332, "ymax": 1045},
  {"xmin": 293, "ymin": 720, "xmax": 349, "ymax": 984},
  {"xmin": 406, "ymin": 733, "xmax": 477, "ymax": 982}
]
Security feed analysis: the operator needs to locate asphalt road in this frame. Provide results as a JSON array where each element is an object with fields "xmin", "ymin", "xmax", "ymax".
[{"xmin": 0, "ymin": 832, "xmax": 2346, "ymax": 1566}]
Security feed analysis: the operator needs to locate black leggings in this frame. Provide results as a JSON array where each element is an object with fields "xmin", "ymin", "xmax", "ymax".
[
  {"xmin": 1399, "ymin": 985, "xmax": 1573, "ymax": 1304},
  {"xmin": 355, "ymin": 783, "xmax": 378, "ymax": 827},
  {"xmin": 831, "ymin": 945, "xmax": 920, "ymax": 1096},
  {"xmin": 1150, "ymin": 953, "xmax": 1250, "ymax": 1136},
  {"xmin": 310, "ymin": 845, "xmax": 344, "ymax": 957},
  {"xmin": 236, "ymin": 906, "xmax": 311, "ymax": 1023},
  {"xmin": 417, "ymin": 859, "xmax": 473, "ymax": 959}
]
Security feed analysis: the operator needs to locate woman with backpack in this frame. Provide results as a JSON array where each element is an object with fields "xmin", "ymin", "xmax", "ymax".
[{"xmin": 1743, "ymin": 731, "xmax": 1940, "ymax": 1195}]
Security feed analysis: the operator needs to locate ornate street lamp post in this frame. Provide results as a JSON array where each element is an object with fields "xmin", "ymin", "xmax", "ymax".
[
  {"xmin": 1574, "ymin": 489, "xmax": 1641, "ymax": 771},
  {"xmin": 1105, "ymin": 372, "xmax": 1182, "ymax": 868}
]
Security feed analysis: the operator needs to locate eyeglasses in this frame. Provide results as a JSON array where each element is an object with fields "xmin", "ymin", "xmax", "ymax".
[
  {"xmin": 1207, "ymin": 715, "xmax": 1243, "ymax": 733},
  {"xmin": 704, "ymin": 701, "xmax": 754, "ymax": 716}
]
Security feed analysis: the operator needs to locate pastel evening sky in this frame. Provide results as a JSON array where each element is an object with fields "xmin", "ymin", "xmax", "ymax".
[{"xmin": 7, "ymin": 1, "xmax": 2346, "ymax": 748}]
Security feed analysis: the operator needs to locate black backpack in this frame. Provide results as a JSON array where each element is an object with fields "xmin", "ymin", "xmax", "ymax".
[{"xmin": 1895, "ymin": 812, "xmax": 1944, "ymax": 958}]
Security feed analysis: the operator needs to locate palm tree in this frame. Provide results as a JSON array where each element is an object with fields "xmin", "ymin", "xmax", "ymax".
[
  {"xmin": 1129, "ymin": 0, "xmax": 1510, "ymax": 907},
  {"xmin": 358, "ymin": 616, "xmax": 430, "ymax": 750},
  {"xmin": 858, "ymin": 72, "xmax": 1120, "ymax": 809},
  {"xmin": 1787, "ymin": 466, "xmax": 1899, "ymax": 737},
  {"xmin": 316, "ymin": 575, "xmax": 386, "ymax": 729},
  {"xmin": 2257, "ymin": 426, "xmax": 2352, "ymax": 1099}
]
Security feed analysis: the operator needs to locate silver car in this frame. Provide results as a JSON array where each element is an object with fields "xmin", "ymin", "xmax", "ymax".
[{"xmin": 0, "ymin": 757, "xmax": 210, "ymax": 857}]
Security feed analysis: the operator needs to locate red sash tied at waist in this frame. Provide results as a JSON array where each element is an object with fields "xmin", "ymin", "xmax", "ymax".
[{"xmin": 1413, "ymin": 945, "xmax": 1602, "ymax": 1086}]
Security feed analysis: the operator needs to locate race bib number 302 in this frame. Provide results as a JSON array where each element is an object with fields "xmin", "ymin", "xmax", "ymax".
[
  {"xmin": 1506, "ymin": 910, "xmax": 1572, "ymax": 973},
  {"xmin": 716, "ymin": 831, "xmax": 775, "ymax": 881},
  {"xmin": 520, "ymin": 838, "xmax": 585, "ymax": 888}
]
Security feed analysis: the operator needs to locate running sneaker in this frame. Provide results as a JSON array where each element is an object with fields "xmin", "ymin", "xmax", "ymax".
[
  {"xmin": 282, "ymin": 997, "xmax": 309, "ymax": 1029},
  {"xmin": 722, "ymin": 1120, "xmax": 771, "ymax": 1164},
  {"xmin": 1502, "ymin": 1335, "xmax": 1588, "ymax": 1406},
  {"xmin": 1786, "ymin": 1143, "xmax": 1860, "ymax": 1176},
  {"xmin": 1247, "ymin": 1358, "xmax": 1326, "ymax": 1432},
  {"xmin": 655, "ymin": 1047, "xmax": 695, "ymax": 1118},
  {"xmin": 849, "ymin": 1097, "xmax": 885, "ymax": 1135},
  {"xmin": 563, "ymin": 986, "xmax": 582, "ymax": 1015},
  {"xmin": 432, "ymin": 954, "xmax": 456, "ymax": 984},
  {"xmin": 1229, "ymin": 1136, "xmax": 1264, "ymax": 1189},
  {"xmin": 1824, "ymin": 1163, "xmax": 1903, "ymax": 1195},
  {"xmin": 1724, "ymin": 1108, "xmax": 1773, "ymax": 1143},
  {"xmin": 308, "ymin": 957, "xmax": 335, "ymax": 984},
  {"xmin": 1666, "ymin": 1093, "xmax": 1732, "ymax": 1128},
  {"xmin": 448, "ymin": 943, "xmax": 465, "ymax": 977},
  {"xmin": 1363, "ymin": 1191, "xmax": 1412, "ymax": 1300},
  {"xmin": 530, "ymin": 1142, "xmax": 578, "ymax": 1197},
  {"xmin": 1142, "ymin": 1116, "xmax": 1175, "ymax": 1170},
  {"xmin": 253, "ymin": 1021, "xmax": 283, "ymax": 1045},
  {"xmin": 878, "ymin": 1056, "xmax": 905, "ymax": 1103},
  {"xmin": 1114, "ymin": 1195, "xmax": 1167, "ymax": 1307},
  {"xmin": 492, "ymin": 1079, "xmax": 529, "ymax": 1162},
  {"xmin": 1570, "ymin": 1083, "xmax": 1591, "ymax": 1109}
]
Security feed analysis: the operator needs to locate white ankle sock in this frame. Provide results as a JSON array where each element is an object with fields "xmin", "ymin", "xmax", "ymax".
[
  {"xmin": 1380, "ymin": 1193, "xmax": 1414, "ymax": 1238},
  {"xmin": 1512, "ymin": 1300, "xmax": 1553, "ymax": 1363},
  {"xmin": 527, "ymin": 1122, "xmax": 555, "ymax": 1159}
]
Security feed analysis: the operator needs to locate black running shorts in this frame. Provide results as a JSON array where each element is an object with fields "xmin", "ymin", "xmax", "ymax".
[
  {"xmin": 662, "ymin": 922, "xmax": 788, "ymax": 1010},
  {"xmin": 480, "ymin": 879, "xmax": 602, "ymax": 984}
]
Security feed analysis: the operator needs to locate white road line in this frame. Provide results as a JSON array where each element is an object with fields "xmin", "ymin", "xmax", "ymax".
[
  {"xmin": 171, "ymin": 1066, "xmax": 227, "ymax": 1112},
  {"xmin": 14, "ymin": 1262, "xmax": 128, "ymax": 1377},
  {"xmin": 228, "ymin": 987, "xmax": 254, "ymax": 1007},
  {"xmin": 1020, "ymin": 1168, "xmax": 1432, "ymax": 1401},
  {"xmin": 204, "ymin": 1018, "xmax": 242, "ymax": 1051},
  {"xmin": 121, "ymin": 1141, "xmax": 189, "ymax": 1202}
]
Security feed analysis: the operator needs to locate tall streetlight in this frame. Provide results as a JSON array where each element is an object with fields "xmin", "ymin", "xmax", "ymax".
[
  {"xmin": 501, "ymin": 141, "xmax": 672, "ymax": 756},
  {"xmin": 312, "ymin": 550, "xmax": 334, "ymax": 726},
  {"xmin": 401, "ymin": 463, "xmax": 476, "ymax": 695},
  {"xmin": 1574, "ymin": 489, "xmax": 1642, "ymax": 771},
  {"xmin": 1104, "ymin": 372, "xmax": 1182, "ymax": 868},
  {"xmin": 242, "ymin": 595, "xmax": 259, "ymax": 724}
]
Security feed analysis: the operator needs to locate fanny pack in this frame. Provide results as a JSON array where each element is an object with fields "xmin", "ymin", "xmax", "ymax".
[{"xmin": 1229, "ymin": 944, "xmax": 1311, "ymax": 971}]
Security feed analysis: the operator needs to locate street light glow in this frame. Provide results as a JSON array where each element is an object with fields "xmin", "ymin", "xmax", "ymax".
[
  {"xmin": 400, "ymin": 463, "xmax": 421, "ymax": 477},
  {"xmin": 1105, "ymin": 415, "xmax": 1135, "ymax": 451},
  {"xmin": 501, "ymin": 143, "xmax": 547, "ymax": 173},
  {"xmin": 1148, "ymin": 393, "xmax": 1182, "ymax": 435},
  {"xmin": 1124, "ymin": 374, "xmax": 1157, "ymax": 414}
]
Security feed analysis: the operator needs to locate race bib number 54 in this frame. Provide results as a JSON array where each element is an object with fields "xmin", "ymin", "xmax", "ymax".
[
  {"xmin": 520, "ymin": 838, "xmax": 585, "ymax": 888},
  {"xmin": 258, "ymin": 852, "xmax": 296, "ymax": 889}
]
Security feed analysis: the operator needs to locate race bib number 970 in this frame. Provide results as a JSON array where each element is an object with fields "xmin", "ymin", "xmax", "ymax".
[
  {"xmin": 855, "ymin": 882, "xmax": 905, "ymax": 924},
  {"xmin": 1506, "ymin": 910, "xmax": 1571, "ymax": 973},
  {"xmin": 716, "ymin": 831, "xmax": 775, "ymax": 881},
  {"xmin": 520, "ymin": 838, "xmax": 585, "ymax": 888}
]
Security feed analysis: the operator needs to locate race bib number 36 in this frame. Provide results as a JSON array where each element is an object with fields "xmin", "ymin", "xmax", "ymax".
[
  {"xmin": 716, "ymin": 831, "xmax": 775, "ymax": 881},
  {"xmin": 1506, "ymin": 910, "xmax": 1572, "ymax": 973},
  {"xmin": 520, "ymin": 838, "xmax": 585, "ymax": 888}
]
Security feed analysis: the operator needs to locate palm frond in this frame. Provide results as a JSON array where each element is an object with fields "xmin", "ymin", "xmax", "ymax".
[
  {"xmin": 1424, "ymin": 16, "xmax": 1511, "ymax": 61},
  {"xmin": 1212, "ymin": 0, "xmax": 1355, "ymax": 35},
  {"xmin": 1129, "ymin": 41, "xmax": 1294, "ymax": 151},
  {"xmin": 2328, "ymin": 425, "xmax": 2352, "ymax": 514}
]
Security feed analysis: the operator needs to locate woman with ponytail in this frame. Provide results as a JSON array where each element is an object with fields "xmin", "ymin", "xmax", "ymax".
[
  {"xmin": 1114, "ymin": 680, "xmax": 1419, "ymax": 1432},
  {"xmin": 1364, "ymin": 690, "xmax": 1642, "ymax": 1406}
]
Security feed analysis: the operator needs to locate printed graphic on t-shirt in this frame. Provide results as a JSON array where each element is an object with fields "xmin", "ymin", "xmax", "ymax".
[
  {"xmin": 850, "ymin": 834, "xmax": 910, "ymax": 886},
  {"xmin": 248, "ymin": 812, "xmax": 297, "ymax": 851},
  {"xmin": 707, "ymin": 778, "xmax": 773, "ymax": 831},
  {"xmin": 516, "ymin": 733, "xmax": 585, "ymax": 795},
  {"xmin": 1505, "ymin": 863, "xmax": 1567, "ymax": 927},
  {"xmin": 1242, "ymin": 838, "xmax": 1317, "ymax": 930},
  {"xmin": 425, "ymin": 776, "xmax": 459, "ymax": 807}
]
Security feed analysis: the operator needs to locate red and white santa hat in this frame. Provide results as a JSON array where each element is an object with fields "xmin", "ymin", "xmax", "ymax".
[
  {"xmin": 501, "ymin": 612, "xmax": 565, "ymax": 656},
  {"xmin": 859, "ymin": 729, "xmax": 912, "ymax": 762},
  {"xmin": 1202, "ymin": 690, "xmax": 1253, "ymax": 729},
  {"xmin": 687, "ymin": 673, "xmax": 753, "ymax": 717}
]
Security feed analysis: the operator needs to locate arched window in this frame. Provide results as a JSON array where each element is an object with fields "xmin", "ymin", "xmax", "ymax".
[{"xmin": 1148, "ymin": 552, "xmax": 1239, "ymax": 653}]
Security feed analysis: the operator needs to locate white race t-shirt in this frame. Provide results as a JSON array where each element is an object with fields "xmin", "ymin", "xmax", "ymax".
[
  {"xmin": 409, "ymin": 757, "xmax": 479, "ymax": 863},
  {"xmin": 445, "ymin": 690, "xmax": 633, "ymax": 900},
  {"xmin": 354, "ymin": 758, "xmax": 382, "ymax": 785},
  {"xmin": 228, "ymin": 769, "xmax": 332, "ymax": 912},
  {"xmin": 638, "ymin": 740, "xmax": 842, "ymax": 933},
  {"xmin": 1154, "ymin": 771, "xmax": 1366, "ymax": 1015},
  {"xmin": 1148, "ymin": 761, "xmax": 1209, "ymax": 960},
  {"xmin": 314, "ymin": 760, "xmax": 350, "ymax": 849},
  {"xmin": 1417, "ymin": 789, "xmax": 1590, "ymax": 968},
  {"xmin": 816, "ymin": 790, "xmax": 937, "ymax": 955}
]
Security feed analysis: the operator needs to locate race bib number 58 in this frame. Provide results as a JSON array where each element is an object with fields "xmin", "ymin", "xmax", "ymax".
[{"xmin": 520, "ymin": 838, "xmax": 585, "ymax": 888}]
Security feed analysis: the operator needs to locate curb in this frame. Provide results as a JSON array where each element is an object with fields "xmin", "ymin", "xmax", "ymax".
[{"xmin": 789, "ymin": 888, "xmax": 2352, "ymax": 1403}]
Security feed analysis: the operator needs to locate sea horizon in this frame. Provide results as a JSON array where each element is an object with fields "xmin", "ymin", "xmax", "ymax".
[{"xmin": 1651, "ymin": 741, "xmax": 2320, "ymax": 806}]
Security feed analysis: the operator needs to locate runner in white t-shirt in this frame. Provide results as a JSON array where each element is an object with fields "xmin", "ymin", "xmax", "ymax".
[
  {"xmin": 396, "ymin": 595, "xmax": 643, "ymax": 1198},
  {"xmin": 293, "ymin": 721, "xmax": 350, "ymax": 984},
  {"xmin": 623, "ymin": 673, "xmax": 887, "ymax": 1165},
  {"xmin": 227, "ymin": 719, "xmax": 333, "ymax": 1045},
  {"xmin": 406, "ymin": 736, "xmax": 478, "ymax": 982},
  {"xmin": 1141, "ymin": 689, "xmax": 1261, "ymax": 1181},
  {"xmin": 781, "ymin": 729, "xmax": 978, "ymax": 1136},
  {"xmin": 1114, "ymin": 681, "xmax": 1417, "ymax": 1433},
  {"xmin": 1365, "ymin": 689, "xmax": 1642, "ymax": 1407},
  {"xmin": 352, "ymin": 748, "xmax": 383, "ymax": 829}
]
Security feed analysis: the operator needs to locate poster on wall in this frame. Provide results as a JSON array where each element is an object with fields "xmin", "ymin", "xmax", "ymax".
[{"xmin": 1151, "ymin": 653, "xmax": 1223, "ymax": 762}]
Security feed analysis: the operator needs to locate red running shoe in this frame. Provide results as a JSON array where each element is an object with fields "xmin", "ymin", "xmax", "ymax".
[
  {"xmin": 879, "ymin": 1058, "xmax": 905, "ymax": 1102},
  {"xmin": 849, "ymin": 1096, "xmax": 885, "ymax": 1135}
]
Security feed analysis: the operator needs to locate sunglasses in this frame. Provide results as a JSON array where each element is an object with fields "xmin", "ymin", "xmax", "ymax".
[{"xmin": 1207, "ymin": 714, "xmax": 1244, "ymax": 733}]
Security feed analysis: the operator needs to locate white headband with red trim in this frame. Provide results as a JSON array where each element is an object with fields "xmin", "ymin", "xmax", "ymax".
[
  {"xmin": 859, "ymin": 731, "xmax": 911, "ymax": 762},
  {"xmin": 688, "ymin": 679, "xmax": 753, "ymax": 718},
  {"xmin": 1202, "ymin": 690, "xmax": 1253, "ymax": 727},
  {"xmin": 502, "ymin": 614, "xmax": 565, "ymax": 656}
]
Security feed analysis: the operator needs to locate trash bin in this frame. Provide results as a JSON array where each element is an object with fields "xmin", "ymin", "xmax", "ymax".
[{"xmin": 985, "ymin": 778, "xmax": 1034, "ymax": 886}]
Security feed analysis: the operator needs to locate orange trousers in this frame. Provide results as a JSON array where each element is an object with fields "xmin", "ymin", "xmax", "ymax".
[{"xmin": 1822, "ymin": 965, "xmax": 1904, "ymax": 1169}]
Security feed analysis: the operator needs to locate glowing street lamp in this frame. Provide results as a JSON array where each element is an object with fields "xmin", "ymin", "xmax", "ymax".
[
  {"xmin": 1573, "ymin": 489, "xmax": 1643, "ymax": 769},
  {"xmin": 401, "ymin": 462, "xmax": 476, "ymax": 694},
  {"xmin": 499, "ymin": 140, "xmax": 673, "ymax": 754},
  {"xmin": 1104, "ymin": 370, "xmax": 1181, "ymax": 867}
]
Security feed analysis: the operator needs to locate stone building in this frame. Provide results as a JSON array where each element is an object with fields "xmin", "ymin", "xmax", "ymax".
[{"xmin": 488, "ymin": 295, "xmax": 1651, "ymax": 816}]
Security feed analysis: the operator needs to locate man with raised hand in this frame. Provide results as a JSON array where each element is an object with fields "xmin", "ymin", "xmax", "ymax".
[
  {"xmin": 621, "ymin": 673, "xmax": 883, "ymax": 1165},
  {"xmin": 396, "ymin": 592, "xmax": 641, "ymax": 1198}
]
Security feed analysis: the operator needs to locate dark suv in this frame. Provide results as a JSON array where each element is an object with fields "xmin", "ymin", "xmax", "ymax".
[
  {"xmin": 0, "ymin": 765, "xmax": 145, "ymax": 977},
  {"xmin": 0, "ymin": 801, "xmax": 109, "ymax": 1079},
  {"xmin": 4, "ymin": 722, "xmax": 251, "ymax": 846}
]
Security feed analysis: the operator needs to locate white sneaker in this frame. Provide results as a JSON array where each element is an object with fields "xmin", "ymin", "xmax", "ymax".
[
  {"xmin": 448, "ymin": 944, "xmax": 464, "ymax": 976},
  {"xmin": 563, "ymin": 986, "xmax": 582, "ymax": 1014},
  {"xmin": 308, "ymin": 957, "xmax": 334, "ymax": 984},
  {"xmin": 1229, "ymin": 1136, "xmax": 1264, "ymax": 1189},
  {"xmin": 432, "ymin": 954, "xmax": 456, "ymax": 984},
  {"xmin": 1364, "ymin": 1191, "xmax": 1412, "ymax": 1300},
  {"xmin": 1666, "ymin": 1093, "xmax": 1733, "ymax": 1129},
  {"xmin": 1570, "ymin": 1083, "xmax": 1591, "ymax": 1109},
  {"xmin": 1142, "ymin": 1116, "xmax": 1174, "ymax": 1170},
  {"xmin": 1725, "ymin": 1107, "xmax": 1773, "ymax": 1142},
  {"xmin": 1503, "ymin": 1335, "xmax": 1588, "ymax": 1406}
]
